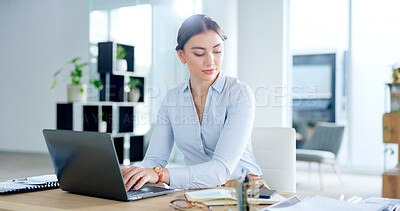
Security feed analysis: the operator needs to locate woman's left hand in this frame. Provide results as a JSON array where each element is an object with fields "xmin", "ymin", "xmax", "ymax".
[{"xmin": 120, "ymin": 166, "xmax": 158, "ymax": 191}]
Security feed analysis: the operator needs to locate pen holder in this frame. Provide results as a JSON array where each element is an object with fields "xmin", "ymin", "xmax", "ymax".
[{"xmin": 231, "ymin": 178, "xmax": 263, "ymax": 211}]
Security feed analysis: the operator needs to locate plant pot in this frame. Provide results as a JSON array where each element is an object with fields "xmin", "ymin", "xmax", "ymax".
[
  {"xmin": 67, "ymin": 84, "xmax": 87, "ymax": 103},
  {"xmin": 390, "ymin": 84, "xmax": 400, "ymax": 113},
  {"xmin": 116, "ymin": 59, "xmax": 127, "ymax": 72},
  {"xmin": 128, "ymin": 88, "xmax": 141, "ymax": 102},
  {"xmin": 99, "ymin": 121, "xmax": 107, "ymax": 132}
]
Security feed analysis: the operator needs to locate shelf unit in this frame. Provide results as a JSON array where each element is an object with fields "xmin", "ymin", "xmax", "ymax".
[
  {"xmin": 56, "ymin": 41, "xmax": 149, "ymax": 165},
  {"xmin": 382, "ymin": 84, "xmax": 400, "ymax": 198},
  {"xmin": 98, "ymin": 42, "xmax": 145, "ymax": 102},
  {"xmin": 57, "ymin": 102, "xmax": 149, "ymax": 164}
]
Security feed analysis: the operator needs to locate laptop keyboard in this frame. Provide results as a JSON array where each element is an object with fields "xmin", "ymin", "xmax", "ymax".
[
  {"xmin": 127, "ymin": 190, "xmax": 150, "ymax": 200},
  {"xmin": 127, "ymin": 186, "xmax": 173, "ymax": 200},
  {"xmin": 127, "ymin": 189, "xmax": 151, "ymax": 196}
]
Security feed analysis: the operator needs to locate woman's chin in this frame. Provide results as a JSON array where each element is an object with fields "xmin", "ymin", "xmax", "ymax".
[{"xmin": 201, "ymin": 71, "xmax": 219, "ymax": 81}]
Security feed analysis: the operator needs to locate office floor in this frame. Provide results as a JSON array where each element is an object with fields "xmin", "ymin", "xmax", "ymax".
[
  {"xmin": 296, "ymin": 170, "xmax": 382, "ymax": 199},
  {"xmin": 0, "ymin": 151, "xmax": 382, "ymax": 200}
]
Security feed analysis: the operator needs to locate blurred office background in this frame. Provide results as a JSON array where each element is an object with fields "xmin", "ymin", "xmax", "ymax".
[{"xmin": 1, "ymin": 0, "xmax": 400, "ymax": 197}]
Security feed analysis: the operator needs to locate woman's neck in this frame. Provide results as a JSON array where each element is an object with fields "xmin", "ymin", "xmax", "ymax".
[{"xmin": 189, "ymin": 72, "xmax": 220, "ymax": 97}]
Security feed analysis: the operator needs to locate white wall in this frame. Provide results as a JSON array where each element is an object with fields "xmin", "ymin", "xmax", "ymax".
[
  {"xmin": 202, "ymin": 0, "xmax": 238, "ymax": 78},
  {"xmin": 349, "ymin": 0, "xmax": 400, "ymax": 172},
  {"xmin": 0, "ymin": 0, "xmax": 89, "ymax": 153},
  {"xmin": 238, "ymin": 0, "xmax": 291, "ymax": 127}
]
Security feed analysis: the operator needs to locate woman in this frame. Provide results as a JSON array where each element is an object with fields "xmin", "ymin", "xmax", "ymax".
[{"xmin": 121, "ymin": 14, "xmax": 268, "ymax": 190}]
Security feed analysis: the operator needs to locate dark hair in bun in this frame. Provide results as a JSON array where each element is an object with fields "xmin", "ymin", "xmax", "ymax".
[{"xmin": 175, "ymin": 14, "xmax": 227, "ymax": 51}]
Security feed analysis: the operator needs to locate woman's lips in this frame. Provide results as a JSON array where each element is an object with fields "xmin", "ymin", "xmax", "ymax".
[{"xmin": 202, "ymin": 69, "xmax": 215, "ymax": 75}]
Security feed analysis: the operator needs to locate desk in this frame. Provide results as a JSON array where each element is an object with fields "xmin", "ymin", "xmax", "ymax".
[{"xmin": 0, "ymin": 188, "xmax": 294, "ymax": 210}]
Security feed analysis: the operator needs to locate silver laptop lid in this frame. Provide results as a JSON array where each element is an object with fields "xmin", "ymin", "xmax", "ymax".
[{"xmin": 43, "ymin": 129, "xmax": 129, "ymax": 201}]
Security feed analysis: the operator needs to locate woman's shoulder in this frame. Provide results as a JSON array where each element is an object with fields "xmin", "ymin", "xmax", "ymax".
[
  {"xmin": 222, "ymin": 74, "xmax": 255, "ymax": 109},
  {"xmin": 159, "ymin": 80, "xmax": 188, "ymax": 106},
  {"xmin": 223, "ymin": 75, "xmax": 254, "ymax": 96},
  {"xmin": 165, "ymin": 80, "xmax": 188, "ymax": 96}
]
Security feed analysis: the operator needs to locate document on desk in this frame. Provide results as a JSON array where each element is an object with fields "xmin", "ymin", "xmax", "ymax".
[
  {"xmin": 0, "ymin": 174, "xmax": 59, "ymax": 194},
  {"xmin": 266, "ymin": 195, "xmax": 385, "ymax": 211},
  {"xmin": 184, "ymin": 189, "xmax": 286, "ymax": 206},
  {"xmin": 361, "ymin": 197, "xmax": 400, "ymax": 211}
]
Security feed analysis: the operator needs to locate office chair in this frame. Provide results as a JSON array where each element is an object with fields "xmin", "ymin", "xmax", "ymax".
[
  {"xmin": 252, "ymin": 127, "xmax": 296, "ymax": 193},
  {"xmin": 296, "ymin": 122, "xmax": 345, "ymax": 190}
]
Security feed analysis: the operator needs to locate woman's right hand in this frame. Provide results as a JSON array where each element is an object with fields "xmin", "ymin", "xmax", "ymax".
[{"xmin": 120, "ymin": 166, "xmax": 159, "ymax": 191}]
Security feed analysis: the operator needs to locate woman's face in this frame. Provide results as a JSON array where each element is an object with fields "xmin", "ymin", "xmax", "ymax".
[{"xmin": 177, "ymin": 30, "xmax": 224, "ymax": 83}]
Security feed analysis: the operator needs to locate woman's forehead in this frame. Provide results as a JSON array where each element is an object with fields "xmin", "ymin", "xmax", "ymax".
[{"xmin": 185, "ymin": 30, "xmax": 224, "ymax": 50}]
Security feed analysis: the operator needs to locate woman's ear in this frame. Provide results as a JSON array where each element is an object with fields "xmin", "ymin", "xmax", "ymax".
[{"xmin": 176, "ymin": 49, "xmax": 186, "ymax": 64}]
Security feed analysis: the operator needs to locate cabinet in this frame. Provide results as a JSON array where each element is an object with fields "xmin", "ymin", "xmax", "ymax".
[
  {"xmin": 382, "ymin": 83, "xmax": 400, "ymax": 198},
  {"xmin": 56, "ymin": 42, "xmax": 149, "ymax": 165},
  {"xmin": 382, "ymin": 113, "xmax": 400, "ymax": 198}
]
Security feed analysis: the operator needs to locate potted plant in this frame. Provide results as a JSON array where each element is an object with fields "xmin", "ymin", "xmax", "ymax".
[
  {"xmin": 390, "ymin": 64, "xmax": 400, "ymax": 112},
  {"xmin": 99, "ymin": 111, "xmax": 107, "ymax": 132},
  {"xmin": 51, "ymin": 57, "xmax": 103, "ymax": 103},
  {"xmin": 116, "ymin": 45, "xmax": 127, "ymax": 72},
  {"xmin": 126, "ymin": 77, "xmax": 142, "ymax": 102},
  {"xmin": 393, "ymin": 64, "xmax": 400, "ymax": 84}
]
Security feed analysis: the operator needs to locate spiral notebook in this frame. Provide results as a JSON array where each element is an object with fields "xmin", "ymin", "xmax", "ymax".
[{"xmin": 0, "ymin": 174, "xmax": 59, "ymax": 194}]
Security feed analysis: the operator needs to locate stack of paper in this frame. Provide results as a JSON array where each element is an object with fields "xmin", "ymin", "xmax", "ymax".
[
  {"xmin": 265, "ymin": 195, "xmax": 387, "ymax": 211},
  {"xmin": 184, "ymin": 189, "xmax": 286, "ymax": 206}
]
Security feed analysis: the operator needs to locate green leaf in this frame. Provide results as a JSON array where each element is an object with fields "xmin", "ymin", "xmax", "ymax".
[
  {"xmin": 77, "ymin": 69, "xmax": 82, "ymax": 77},
  {"xmin": 127, "ymin": 77, "xmax": 143, "ymax": 90},
  {"xmin": 50, "ymin": 80, "xmax": 57, "ymax": 90},
  {"xmin": 80, "ymin": 88, "xmax": 84, "ymax": 93},
  {"xmin": 78, "ymin": 63, "xmax": 88, "ymax": 68},
  {"xmin": 51, "ymin": 57, "xmax": 91, "ymax": 90},
  {"xmin": 117, "ymin": 45, "xmax": 126, "ymax": 60},
  {"xmin": 72, "ymin": 76, "xmax": 80, "ymax": 85},
  {"xmin": 71, "ymin": 57, "xmax": 80, "ymax": 64},
  {"xmin": 53, "ymin": 68, "xmax": 63, "ymax": 77},
  {"xmin": 91, "ymin": 80, "xmax": 103, "ymax": 90}
]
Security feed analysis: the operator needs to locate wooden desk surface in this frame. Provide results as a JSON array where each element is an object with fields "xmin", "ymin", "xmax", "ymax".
[{"xmin": 0, "ymin": 188, "xmax": 294, "ymax": 211}]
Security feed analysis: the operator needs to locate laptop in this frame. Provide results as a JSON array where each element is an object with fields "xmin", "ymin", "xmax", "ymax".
[{"xmin": 42, "ymin": 129, "xmax": 174, "ymax": 201}]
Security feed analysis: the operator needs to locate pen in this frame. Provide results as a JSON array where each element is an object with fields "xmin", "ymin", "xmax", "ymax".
[
  {"xmin": 351, "ymin": 197, "xmax": 362, "ymax": 203},
  {"xmin": 346, "ymin": 195, "xmax": 358, "ymax": 202},
  {"xmin": 9, "ymin": 178, "xmax": 46, "ymax": 185},
  {"xmin": 10, "ymin": 178, "xmax": 28, "ymax": 182},
  {"xmin": 381, "ymin": 204, "xmax": 397, "ymax": 211}
]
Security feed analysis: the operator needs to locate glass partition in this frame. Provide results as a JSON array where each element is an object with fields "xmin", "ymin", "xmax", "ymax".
[{"xmin": 88, "ymin": 0, "xmax": 198, "ymax": 166}]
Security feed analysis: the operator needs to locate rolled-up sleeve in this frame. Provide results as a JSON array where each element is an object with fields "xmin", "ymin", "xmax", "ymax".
[{"xmin": 168, "ymin": 85, "xmax": 255, "ymax": 189}]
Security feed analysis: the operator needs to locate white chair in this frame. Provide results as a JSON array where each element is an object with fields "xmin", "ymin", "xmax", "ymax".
[{"xmin": 252, "ymin": 127, "xmax": 296, "ymax": 193}]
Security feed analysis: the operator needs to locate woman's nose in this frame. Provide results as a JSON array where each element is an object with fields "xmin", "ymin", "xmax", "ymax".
[{"xmin": 204, "ymin": 52, "xmax": 215, "ymax": 67}]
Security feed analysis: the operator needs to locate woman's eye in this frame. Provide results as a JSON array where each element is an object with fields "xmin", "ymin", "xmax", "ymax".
[
  {"xmin": 214, "ymin": 51, "xmax": 222, "ymax": 54},
  {"xmin": 194, "ymin": 53, "xmax": 205, "ymax": 57}
]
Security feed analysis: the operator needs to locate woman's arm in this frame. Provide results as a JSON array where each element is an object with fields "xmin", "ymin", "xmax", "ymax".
[
  {"xmin": 168, "ymin": 85, "xmax": 255, "ymax": 189},
  {"xmin": 121, "ymin": 96, "xmax": 174, "ymax": 190}
]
